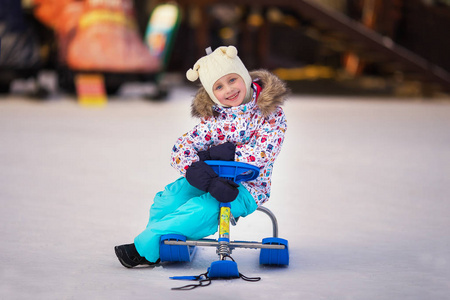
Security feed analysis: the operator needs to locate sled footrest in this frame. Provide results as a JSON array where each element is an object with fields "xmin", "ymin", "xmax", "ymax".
[
  {"xmin": 160, "ymin": 234, "xmax": 196, "ymax": 262},
  {"xmin": 259, "ymin": 237, "xmax": 289, "ymax": 266}
]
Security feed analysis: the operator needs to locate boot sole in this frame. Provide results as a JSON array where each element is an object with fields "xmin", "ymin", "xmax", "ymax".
[
  {"xmin": 114, "ymin": 246, "xmax": 161, "ymax": 268},
  {"xmin": 114, "ymin": 246, "xmax": 135, "ymax": 268}
]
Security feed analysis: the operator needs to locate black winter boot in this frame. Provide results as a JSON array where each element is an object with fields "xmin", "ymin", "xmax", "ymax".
[{"xmin": 114, "ymin": 243, "xmax": 159, "ymax": 268}]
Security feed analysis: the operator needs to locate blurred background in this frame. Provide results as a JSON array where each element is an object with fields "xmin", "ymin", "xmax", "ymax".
[{"xmin": 1, "ymin": 0, "xmax": 450, "ymax": 99}]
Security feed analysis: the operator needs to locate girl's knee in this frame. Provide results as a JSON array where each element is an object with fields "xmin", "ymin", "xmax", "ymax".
[{"xmin": 230, "ymin": 186, "xmax": 257, "ymax": 217}]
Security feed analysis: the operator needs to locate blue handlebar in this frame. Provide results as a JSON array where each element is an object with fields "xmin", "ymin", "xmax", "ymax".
[{"xmin": 205, "ymin": 160, "xmax": 260, "ymax": 183}]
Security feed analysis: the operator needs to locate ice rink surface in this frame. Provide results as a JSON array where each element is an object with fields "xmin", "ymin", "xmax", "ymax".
[{"xmin": 1, "ymin": 87, "xmax": 449, "ymax": 299}]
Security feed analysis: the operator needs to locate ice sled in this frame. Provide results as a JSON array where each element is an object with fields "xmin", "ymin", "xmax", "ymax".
[{"xmin": 160, "ymin": 160, "xmax": 289, "ymax": 279}]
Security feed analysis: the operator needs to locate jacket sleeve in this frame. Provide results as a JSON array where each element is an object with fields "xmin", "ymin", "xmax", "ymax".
[
  {"xmin": 235, "ymin": 107, "xmax": 287, "ymax": 168},
  {"xmin": 170, "ymin": 118, "xmax": 215, "ymax": 174}
]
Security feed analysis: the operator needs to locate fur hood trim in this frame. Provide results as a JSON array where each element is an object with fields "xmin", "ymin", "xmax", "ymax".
[{"xmin": 191, "ymin": 69, "xmax": 289, "ymax": 118}]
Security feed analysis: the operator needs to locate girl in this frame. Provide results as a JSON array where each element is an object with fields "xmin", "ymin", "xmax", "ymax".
[{"xmin": 115, "ymin": 46, "xmax": 289, "ymax": 267}]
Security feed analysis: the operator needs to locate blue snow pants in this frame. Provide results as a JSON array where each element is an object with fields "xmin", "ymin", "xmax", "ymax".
[{"xmin": 134, "ymin": 177, "xmax": 257, "ymax": 263}]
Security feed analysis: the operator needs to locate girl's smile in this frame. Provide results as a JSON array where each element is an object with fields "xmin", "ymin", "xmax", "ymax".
[{"xmin": 213, "ymin": 73, "xmax": 247, "ymax": 107}]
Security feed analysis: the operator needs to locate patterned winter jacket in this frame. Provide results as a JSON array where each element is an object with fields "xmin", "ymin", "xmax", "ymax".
[{"xmin": 171, "ymin": 70, "xmax": 289, "ymax": 206}]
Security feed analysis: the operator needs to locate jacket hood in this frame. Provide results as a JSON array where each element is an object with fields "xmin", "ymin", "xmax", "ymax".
[{"xmin": 191, "ymin": 69, "xmax": 289, "ymax": 118}]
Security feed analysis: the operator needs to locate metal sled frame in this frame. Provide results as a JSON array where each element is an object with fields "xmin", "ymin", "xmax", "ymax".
[{"xmin": 162, "ymin": 206, "xmax": 284, "ymax": 250}]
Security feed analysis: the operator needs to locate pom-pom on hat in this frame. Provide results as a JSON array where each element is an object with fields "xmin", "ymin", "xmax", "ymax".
[{"xmin": 186, "ymin": 46, "xmax": 252, "ymax": 106}]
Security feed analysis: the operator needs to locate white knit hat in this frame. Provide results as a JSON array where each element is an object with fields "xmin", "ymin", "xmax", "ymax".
[{"xmin": 186, "ymin": 46, "xmax": 252, "ymax": 106}]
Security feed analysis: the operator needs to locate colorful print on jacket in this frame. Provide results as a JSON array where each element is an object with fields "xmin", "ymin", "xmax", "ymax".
[{"xmin": 171, "ymin": 70, "xmax": 289, "ymax": 206}]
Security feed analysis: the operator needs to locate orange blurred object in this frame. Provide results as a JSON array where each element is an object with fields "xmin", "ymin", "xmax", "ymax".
[
  {"xmin": 33, "ymin": 0, "xmax": 160, "ymax": 72},
  {"xmin": 33, "ymin": 0, "xmax": 76, "ymax": 28}
]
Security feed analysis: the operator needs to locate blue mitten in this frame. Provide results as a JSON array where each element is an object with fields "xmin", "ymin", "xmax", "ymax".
[
  {"xmin": 186, "ymin": 161, "xmax": 218, "ymax": 192},
  {"xmin": 198, "ymin": 142, "xmax": 236, "ymax": 161},
  {"xmin": 208, "ymin": 177, "xmax": 239, "ymax": 203},
  {"xmin": 186, "ymin": 161, "xmax": 239, "ymax": 203},
  {"xmin": 197, "ymin": 150, "xmax": 211, "ymax": 161}
]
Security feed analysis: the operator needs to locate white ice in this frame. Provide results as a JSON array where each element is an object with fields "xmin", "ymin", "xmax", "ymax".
[{"xmin": 1, "ymin": 87, "xmax": 449, "ymax": 300}]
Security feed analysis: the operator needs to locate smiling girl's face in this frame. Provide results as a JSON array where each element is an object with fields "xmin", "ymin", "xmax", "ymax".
[{"xmin": 212, "ymin": 73, "xmax": 247, "ymax": 107}]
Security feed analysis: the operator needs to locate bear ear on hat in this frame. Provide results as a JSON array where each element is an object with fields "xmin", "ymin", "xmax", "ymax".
[
  {"xmin": 225, "ymin": 46, "xmax": 238, "ymax": 58},
  {"xmin": 186, "ymin": 63, "xmax": 200, "ymax": 81}
]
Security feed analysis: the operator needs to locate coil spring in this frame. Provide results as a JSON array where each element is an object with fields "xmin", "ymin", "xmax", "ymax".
[{"xmin": 217, "ymin": 242, "xmax": 230, "ymax": 256}]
